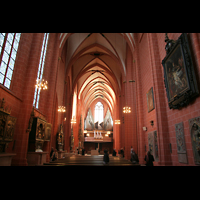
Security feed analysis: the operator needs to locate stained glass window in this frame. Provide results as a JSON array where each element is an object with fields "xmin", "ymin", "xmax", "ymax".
[{"xmin": 95, "ymin": 102, "xmax": 104, "ymax": 123}]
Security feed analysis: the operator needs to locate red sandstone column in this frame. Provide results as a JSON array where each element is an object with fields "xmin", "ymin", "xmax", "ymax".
[{"xmin": 147, "ymin": 33, "xmax": 172, "ymax": 166}]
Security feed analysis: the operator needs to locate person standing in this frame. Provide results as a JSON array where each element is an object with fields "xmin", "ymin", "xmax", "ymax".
[
  {"xmin": 82, "ymin": 147, "xmax": 85, "ymax": 155},
  {"xmin": 130, "ymin": 148, "xmax": 139, "ymax": 164},
  {"xmin": 51, "ymin": 149, "xmax": 58, "ymax": 161},
  {"xmin": 103, "ymin": 149, "xmax": 109, "ymax": 164},
  {"xmin": 120, "ymin": 148, "xmax": 124, "ymax": 158},
  {"xmin": 50, "ymin": 147, "xmax": 54, "ymax": 161},
  {"xmin": 112, "ymin": 149, "xmax": 116, "ymax": 156},
  {"xmin": 144, "ymin": 151, "xmax": 155, "ymax": 166}
]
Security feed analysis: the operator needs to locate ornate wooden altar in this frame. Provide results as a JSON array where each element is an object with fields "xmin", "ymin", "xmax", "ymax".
[
  {"xmin": 0, "ymin": 98, "xmax": 16, "ymax": 153},
  {"xmin": 57, "ymin": 124, "xmax": 64, "ymax": 151},
  {"xmin": 28, "ymin": 116, "xmax": 52, "ymax": 152},
  {"xmin": 0, "ymin": 98, "xmax": 16, "ymax": 166}
]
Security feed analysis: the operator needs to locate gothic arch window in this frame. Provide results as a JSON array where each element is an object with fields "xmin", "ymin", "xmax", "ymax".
[
  {"xmin": 95, "ymin": 102, "xmax": 104, "ymax": 123},
  {"xmin": 0, "ymin": 33, "xmax": 21, "ymax": 89},
  {"xmin": 33, "ymin": 33, "xmax": 49, "ymax": 109}
]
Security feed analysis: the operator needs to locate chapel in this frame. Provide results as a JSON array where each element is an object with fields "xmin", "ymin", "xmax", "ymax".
[{"xmin": 0, "ymin": 33, "xmax": 200, "ymax": 166}]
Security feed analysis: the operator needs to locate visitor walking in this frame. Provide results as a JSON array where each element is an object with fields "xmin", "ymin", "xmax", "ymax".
[
  {"xmin": 50, "ymin": 147, "xmax": 54, "ymax": 161},
  {"xmin": 51, "ymin": 149, "xmax": 58, "ymax": 161},
  {"xmin": 130, "ymin": 148, "xmax": 139, "ymax": 164},
  {"xmin": 103, "ymin": 149, "xmax": 109, "ymax": 164},
  {"xmin": 144, "ymin": 151, "xmax": 154, "ymax": 166}
]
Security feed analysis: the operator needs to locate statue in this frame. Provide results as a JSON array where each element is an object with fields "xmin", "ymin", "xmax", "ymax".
[
  {"xmin": 37, "ymin": 124, "xmax": 44, "ymax": 139},
  {"xmin": 71, "ymin": 126, "xmax": 74, "ymax": 149},
  {"xmin": 57, "ymin": 124, "xmax": 64, "ymax": 151},
  {"xmin": 78, "ymin": 115, "xmax": 84, "ymax": 148}
]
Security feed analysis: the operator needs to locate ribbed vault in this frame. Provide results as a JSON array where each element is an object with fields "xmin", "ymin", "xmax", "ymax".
[{"xmin": 59, "ymin": 33, "xmax": 135, "ymax": 117}]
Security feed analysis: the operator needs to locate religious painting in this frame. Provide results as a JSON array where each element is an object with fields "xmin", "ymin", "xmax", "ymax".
[
  {"xmin": 162, "ymin": 33, "xmax": 199, "ymax": 109},
  {"xmin": 148, "ymin": 131, "xmax": 159, "ymax": 161},
  {"xmin": 4, "ymin": 115, "xmax": 17, "ymax": 142},
  {"xmin": 189, "ymin": 116, "xmax": 200, "ymax": 165},
  {"xmin": 148, "ymin": 132, "xmax": 153, "ymax": 153},
  {"xmin": 44, "ymin": 123, "xmax": 52, "ymax": 141},
  {"xmin": 146, "ymin": 87, "xmax": 155, "ymax": 113},
  {"xmin": 175, "ymin": 122, "xmax": 188, "ymax": 163}
]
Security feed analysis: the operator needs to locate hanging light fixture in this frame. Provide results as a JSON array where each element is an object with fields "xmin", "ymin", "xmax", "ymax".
[
  {"xmin": 123, "ymin": 80, "xmax": 131, "ymax": 113},
  {"xmin": 123, "ymin": 106, "xmax": 131, "ymax": 113},
  {"xmin": 71, "ymin": 116, "xmax": 76, "ymax": 124},
  {"xmin": 35, "ymin": 79, "xmax": 48, "ymax": 90},
  {"xmin": 122, "ymin": 34, "xmax": 131, "ymax": 114},
  {"xmin": 115, "ymin": 120, "xmax": 121, "ymax": 124},
  {"xmin": 58, "ymin": 106, "xmax": 66, "ymax": 112}
]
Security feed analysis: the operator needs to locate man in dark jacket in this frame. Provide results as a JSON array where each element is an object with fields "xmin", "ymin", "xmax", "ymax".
[
  {"xmin": 144, "ymin": 151, "xmax": 155, "ymax": 166},
  {"xmin": 82, "ymin": 147, "xmax": 85, "ymax": 155},
  {"xmin": 112, "ymin": 149, "xmax": 116, "ymax": 156},
  {"xmin": 50, "ymin": 147, "xmax": 54, "ymax": 161},
  {"xmin": 103, "ymin": 149, "xmax": 109, "ymax": 164}
]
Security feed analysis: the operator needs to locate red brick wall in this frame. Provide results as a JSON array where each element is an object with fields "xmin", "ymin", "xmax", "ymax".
[
  {"xmin": 1, "ymin": 33, "xmax": 44, "ymax": 165},
  {"xmin": 155, "ymin": 33, "xmax": 200, "ymax": 165},
  {"xmin": 0, "ymin": 33, "xmax": 62, "ymax": 165},
  {"xmin": 135, "ymin": 33, "xmax": 200, "ymax": 166}
]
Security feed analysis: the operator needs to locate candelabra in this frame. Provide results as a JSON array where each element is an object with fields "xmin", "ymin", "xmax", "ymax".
[
  {"xmin": 35, "ymin": 79, "xmax": 48, "ymax": 90},
  {"xmin": 58, "ymin": 106, "xmax": 66, "ymax": 112}
]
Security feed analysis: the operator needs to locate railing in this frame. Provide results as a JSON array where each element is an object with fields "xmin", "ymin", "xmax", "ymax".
[{"xmin": 84, "ymin": 137, "xmax": 112, "ymax": 142}]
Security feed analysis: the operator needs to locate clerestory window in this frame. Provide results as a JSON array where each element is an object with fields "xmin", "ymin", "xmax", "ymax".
[
  {"xmin": 0, "ymin": 33, "xmax": 21, "ymax": 89},
  {"xmin": 33, "ymin": 33, "xmax": 49, "ymax": 109},
  {"xmin": 95, "ymin": 102, "xmax": 104, "ymax": 123}
]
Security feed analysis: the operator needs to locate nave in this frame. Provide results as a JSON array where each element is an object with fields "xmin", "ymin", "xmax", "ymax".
[
  {"xmin": 1, "ymin": 33, "xmax": 200, "ymax": 166},
  {"xmin": 42, "ymin": 154, "xmax": 141, "ymax": 166}
]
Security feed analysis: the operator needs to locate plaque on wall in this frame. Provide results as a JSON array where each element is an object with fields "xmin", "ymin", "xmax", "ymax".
[
  {"xmin": 44, "ymin": 123, "xmax": 52, "ymax": 141},
  {"xmin": 146, "ymin": 87, "xmax": 155, "ymax": 113},
  {"xmin": 189, "ymin": 116, "xmax": 200, "ymax": 165},
  {"xmin": 148, "ymin": 131, "xmax": 159, "ymax": 161},
  {"xmin": 175, "ymin": 122, "xmax": 188, "ymax": 163}
]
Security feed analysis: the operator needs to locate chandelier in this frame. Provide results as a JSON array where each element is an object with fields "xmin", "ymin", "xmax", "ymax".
[
  {"xmin": 58, "ymin": 106, "xmax": 66, "ymax": 112},
  {"xmin": 123, "ymin": 80, "xmax": 131, "ymax": 114},
  {"xmin": 123, "ymin": 106, "xmax": 131, "ymax": 113},
  {"xmin": 115, "ymin": 120, "xmax": 121, "ymax": 124},
  {"xmin": 71, "ymin": 118, "xmax": 76, "ymax": 123},
  {"xmin": 35, "ymin": 79, "xmax": 48, "ymax": 90},
  {"xmin": 71, "ymin": 116, "xmax": 76, "ymax": 123}
]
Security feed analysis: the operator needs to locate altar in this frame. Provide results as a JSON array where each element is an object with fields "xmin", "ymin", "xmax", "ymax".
[
  {"xmin": 84, "ymin": 106, "xmax": 113, "ymax": 155},
  {"xmin": 27, "ymin": 152, "xmax": 48, "ymax": 166},
  {"xmin": 91, "ymin": 149, "xmax": 99, "ymax": 155},
  {"xmin": 0, "ymin": 153, "xmax": 16, "ymax": 166}
]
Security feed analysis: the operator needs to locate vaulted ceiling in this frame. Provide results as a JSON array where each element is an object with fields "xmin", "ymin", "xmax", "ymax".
[{"xmin": 59, "ymin": 33, "xmax": 135, "ymax": 114}]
